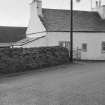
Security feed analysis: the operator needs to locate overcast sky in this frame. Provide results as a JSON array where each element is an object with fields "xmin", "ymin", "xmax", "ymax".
[{"xmin": 0, "ymin": 0, "xmax": 104, "ymax": 27}]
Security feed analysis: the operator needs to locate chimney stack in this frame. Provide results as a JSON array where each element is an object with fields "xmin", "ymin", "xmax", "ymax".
[{"xmin": 36, "ymin": 0, "xmax": 43, "ymax": 17}]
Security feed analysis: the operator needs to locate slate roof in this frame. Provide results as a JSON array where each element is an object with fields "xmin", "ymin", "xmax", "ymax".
[
  {"xmin": 0, "ymin": 26, "xmax": 26, "ymax": 43},
  {"xmin": 42, "ymin": 9, "xmax": 105, "ymax": 32},
  {"xmin": 0, "ymin": 43, "xmax": 12, "ymax": 48}
]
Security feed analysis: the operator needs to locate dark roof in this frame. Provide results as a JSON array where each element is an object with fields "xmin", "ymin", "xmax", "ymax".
[
  {"xmin": 0, "ymin": 43, "xmax": 11, "ymax": 48},
  {"xmin": 0, "ymin": 26, "xmax": 26, "ymax": 43},
  {"xmin": 42, "ymin": 9, "xmax": 105, "ymax": 32}
]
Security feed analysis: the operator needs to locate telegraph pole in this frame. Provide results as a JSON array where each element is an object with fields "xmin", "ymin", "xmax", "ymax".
[{"xmin": 70, "ymin": 0, "xmax": 73, "ymax": 62}]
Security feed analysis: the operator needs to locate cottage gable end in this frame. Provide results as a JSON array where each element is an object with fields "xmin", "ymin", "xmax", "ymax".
[{"xmin": 26, "ymin": 0, "xmax": 46, "ymax": 38}]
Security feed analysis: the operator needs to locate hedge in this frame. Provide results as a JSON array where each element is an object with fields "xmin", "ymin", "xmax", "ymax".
[{"xmin": 0, "ymin": 46, "xmax": 69, "ymax": 74}]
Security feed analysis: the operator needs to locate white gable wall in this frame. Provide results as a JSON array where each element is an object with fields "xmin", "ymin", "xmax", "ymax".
[
  {"xmin": 47, "ymin": 32, "xmax": 105, "ymax": 60},
  {"xmin": 26, "ymin": 0, "xmax": 46, "ymax": 37}
]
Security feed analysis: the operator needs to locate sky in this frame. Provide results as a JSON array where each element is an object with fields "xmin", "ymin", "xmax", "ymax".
[{"xmin": 0, "ymin": 0, "xmax": 104, "ymax": 27}]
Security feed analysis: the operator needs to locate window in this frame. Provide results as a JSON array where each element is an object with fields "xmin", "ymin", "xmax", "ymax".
[
  {"xmin": 96, "ymin": 1, "xmax": 99, "ymax": 7},
  {"xmin": 102, "ymin": 42, "xmax": 105, "ymax": 52},
  {"xmin": 82, "ymin": 43, "xmax": 87, "ymax": 52},
  {"xmin": 76, "ymin": 0, "xmax": 81, "ymax": 3}
]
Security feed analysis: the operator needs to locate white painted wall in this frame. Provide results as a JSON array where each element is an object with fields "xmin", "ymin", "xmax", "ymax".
[
  {"xmin": 47, "ymin": 32, "xmax": 70, "ymax": 46},
  {"xmin": 47, "ymin": 32, "xmax": 105, "ymax": 60},
  {"xmin": 73, "ymin": 0, "xmax": 92, "ymax": 11}
]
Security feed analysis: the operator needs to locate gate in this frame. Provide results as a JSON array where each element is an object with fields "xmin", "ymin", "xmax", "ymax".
[
  {"xmin": 73, "ymin": 48, "xmax": 81, "ymax": 60},
  {"xmin": 59, "ymin": 41, "xmax": 81, "ymax": 60}
]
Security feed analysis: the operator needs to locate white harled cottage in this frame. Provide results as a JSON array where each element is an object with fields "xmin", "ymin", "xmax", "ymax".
[{"xmin": 14, "ymin": 0, "xmax": 105, "ymax": 60}]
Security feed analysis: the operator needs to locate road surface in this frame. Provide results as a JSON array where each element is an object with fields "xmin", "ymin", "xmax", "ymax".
[{"xmin": 0, "ymin": 62, "xmax": 105, "ymax": 105}]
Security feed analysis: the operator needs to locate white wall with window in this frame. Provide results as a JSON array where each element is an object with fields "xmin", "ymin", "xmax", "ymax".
[
  {"xmin": 73, "ymin": 32, "xmax": 105, "ymax": 60},
  {"xmin": 46, "ymin": 32, "xmax": 105, "ymax": 60}
]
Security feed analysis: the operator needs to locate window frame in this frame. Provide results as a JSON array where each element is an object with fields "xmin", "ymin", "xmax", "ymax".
[
  {"xmin": 82, "ymin": 43, "xmax": 87, "ymax": 52},
  {"xmin": 101, "ymin": 41, "xmax": 105, "ymax": 53}
]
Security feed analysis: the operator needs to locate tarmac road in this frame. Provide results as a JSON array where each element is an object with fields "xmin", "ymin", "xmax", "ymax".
[{"xmin": 0, "ymin": 62, "xmax": 105, "ymax": 105}]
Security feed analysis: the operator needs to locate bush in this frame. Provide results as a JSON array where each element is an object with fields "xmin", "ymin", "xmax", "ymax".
[{"xmin": 0, "ymin": 46, "xmax": 69, "ymax": 74}]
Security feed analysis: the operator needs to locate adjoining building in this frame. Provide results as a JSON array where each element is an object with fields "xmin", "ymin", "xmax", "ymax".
[{"xmin": 0, "ymin": 26, "xmax": 26, "ymax": 48}]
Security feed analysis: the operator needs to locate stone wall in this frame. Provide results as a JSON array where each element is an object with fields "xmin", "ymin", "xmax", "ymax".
[{"xmin": 0, "ymin": 46, "xmax": 69, "ymax": 74}]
